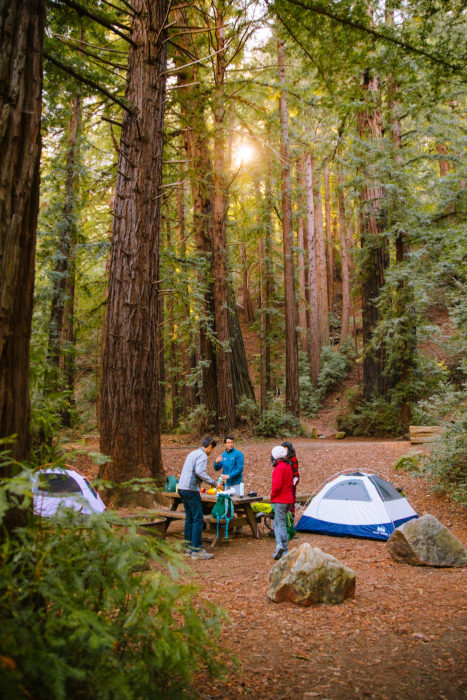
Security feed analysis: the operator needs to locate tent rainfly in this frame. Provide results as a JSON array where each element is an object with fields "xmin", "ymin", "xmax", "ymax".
[
  {"xmin": 296, "ymin": 470, "xmax": 418, "ymax": 541},
  {"xmin": 33, "ymin": 467, "xmax": 107, "ymax": 518}
]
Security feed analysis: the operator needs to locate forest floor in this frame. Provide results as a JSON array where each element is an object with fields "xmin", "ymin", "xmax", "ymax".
[{"xmin": 76, "ymin": 435, "xmax": 467, "ymax": 700}]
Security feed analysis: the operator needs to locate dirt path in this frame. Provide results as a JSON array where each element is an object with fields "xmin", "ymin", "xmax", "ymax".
[{"xmin": 163, "ymin": 439, "xmax": 466, "ymax": 700}]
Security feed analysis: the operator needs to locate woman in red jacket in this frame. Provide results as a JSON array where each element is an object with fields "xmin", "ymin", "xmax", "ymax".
[
  {"xmin": 270, "ymin": 445, "xmax": 294, "ymax": 560},
  {"xmin": 282, "ymin": 441, "xmax": 299, "ymax": 519}
]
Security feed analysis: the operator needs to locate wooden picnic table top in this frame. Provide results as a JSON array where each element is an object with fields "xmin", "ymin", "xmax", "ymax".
[{"xmin": 162, "ymin": 491, "xmax": 263, "ymax": 506}]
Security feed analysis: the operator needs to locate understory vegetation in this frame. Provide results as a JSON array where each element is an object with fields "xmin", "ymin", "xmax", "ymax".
[{"xmin": 0, "ymin": 466, "xmax": 225, "ymax": 700}]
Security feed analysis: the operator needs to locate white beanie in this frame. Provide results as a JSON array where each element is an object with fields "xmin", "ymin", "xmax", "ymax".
[{"xmin": 271, "ymin": 445, "xmax": 287, "ymax": 460}]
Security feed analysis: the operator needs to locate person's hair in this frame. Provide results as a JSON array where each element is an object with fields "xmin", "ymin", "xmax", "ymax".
[
  {"xmin": 224, "ymin": 435, "xmax": 234, "ymax": 443},
  {"xmin": 202, "ymin": 437, "xmax": 217, "ymax": 448},
  {"xmin": 281, "ymin": 441, "xmax": 296, "ymax": 458}
]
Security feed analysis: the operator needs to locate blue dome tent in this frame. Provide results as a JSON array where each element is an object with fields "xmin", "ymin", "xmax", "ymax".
[{"xmin": 296, "ymin": 470, "xmax": 418, "ymax": 541}]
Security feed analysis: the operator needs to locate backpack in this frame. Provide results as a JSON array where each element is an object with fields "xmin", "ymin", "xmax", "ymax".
[
  {"xmin": 164, "ymin": 475, "xmax": 178, "ymax": 493},
  {"xmin": 211, "ymin": 493, "xmax": 235, "ymax": 540}
]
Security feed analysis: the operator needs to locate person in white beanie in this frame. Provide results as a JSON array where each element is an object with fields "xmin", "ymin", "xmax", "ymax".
[{"xmin": 270, "ymin": 445, "xmax": 294, "ymax": 560}]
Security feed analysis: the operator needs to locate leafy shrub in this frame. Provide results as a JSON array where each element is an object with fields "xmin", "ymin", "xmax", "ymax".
[
  {"xmin": 176, "ymin": 403, "xmax": 214, "ymax": 436},
  {"xmin": 236, "ymin": 396, "xmax": 260, "ymax": 425},
  {"xmin": 256, "ymin": 398, "xmax": 303, "ymax": 437},
  {"xmin": 393, "ymin": 452, "xmax": 427, "ymax": 473},
  {"xmin": 337, "ymin": 389, "xmax": 404, "ymax": 437},
  {"xmin": 422, "ymin": 418, "xmax": 467, "ymax": 505},
  {"xmin": 0, "ymin": 467, "xmax": 225, "ymax": 699},
  {"xmin": 299, "ymin": 344, "xmax": 354, "ymax": 417}
]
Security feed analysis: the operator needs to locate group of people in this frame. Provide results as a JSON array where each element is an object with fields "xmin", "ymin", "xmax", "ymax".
[{"xmin": 178, "ymin": 435, "xmax": 299, "ymax": 561}]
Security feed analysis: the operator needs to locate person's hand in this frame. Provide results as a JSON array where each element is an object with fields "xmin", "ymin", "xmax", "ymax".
[
  {"xmin": 215, "ymin": 455, "xmax": 222, "ymax": 463},
  {"xmin": 220, "ymin": 474, "xmax": 230, "ymax": 481}
]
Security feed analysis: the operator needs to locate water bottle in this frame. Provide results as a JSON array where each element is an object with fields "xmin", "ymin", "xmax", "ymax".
[{"xmin": 239, "ymin": 482, "xmax": 244, "ymax": 497}]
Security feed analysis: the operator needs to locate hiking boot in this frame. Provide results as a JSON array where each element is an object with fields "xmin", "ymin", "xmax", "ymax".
[
  {"xmin": 191, "ymin": 549, "xmax": 214, "ymax": 560},
  {"xmin": 184, "ymin": 549, "xmax": 192, "ymax": 556},
  {"xmin": 273, "ymin": 546, "xmax": 285, "ymax": 560}
]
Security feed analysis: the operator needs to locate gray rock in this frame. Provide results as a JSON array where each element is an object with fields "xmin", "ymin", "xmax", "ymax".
[
  {"xmin": 387, "ymin": 514, "xmax": 467, "ymax": 567},
  {"xmin": 267, "ymin": 543, "xmax": 356, "ymax": 605}
]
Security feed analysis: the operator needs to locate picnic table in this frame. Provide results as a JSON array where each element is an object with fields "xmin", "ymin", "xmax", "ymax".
[{"xmin": 150, "ymin": 491, "xmax": 264, "ymax": 547}]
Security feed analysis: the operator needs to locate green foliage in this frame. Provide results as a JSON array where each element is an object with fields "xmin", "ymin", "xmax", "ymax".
[
  {"xmin": 0, "ymin": 468, "xmax": 225, "ymax": 700},
  {"xmin": 176, "ymin": 404, "xmax": 215, "ymax": 436},
  {"xmin": 422, "ymin": 418, "xmax": 467, "ymax": 505},
  {"xmin": 236, "ymin": 397, "xmax": 260, "ymax": 425},
  {"xmin": 393, "ymin": 452, "xmax": 426, "ymax": 474},
  {"xmin": 256, "ymin": 398, "xmax": 304, "ymax": 438},
  {"xmin": 337, "ymin": 389, "xmax": 404, "ymax": 437},
  {"xmin": 299, "ymin": 344, "xmax": 354, "ymax": 417}
]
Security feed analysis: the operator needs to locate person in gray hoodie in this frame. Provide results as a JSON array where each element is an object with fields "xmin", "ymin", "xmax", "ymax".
[{"xmin": 178, "ymin": 437, "xmax": 219, "ymax": 559}]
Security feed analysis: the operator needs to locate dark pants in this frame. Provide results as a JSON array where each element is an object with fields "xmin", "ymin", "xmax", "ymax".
[{"xmin": 178, "ymin": 489, "xmax": 204, "ymax": 551}]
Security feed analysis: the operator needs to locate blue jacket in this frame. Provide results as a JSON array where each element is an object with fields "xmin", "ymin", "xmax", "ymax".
[{"xmin": 214, "ymin": 448, "xmax": 244, "ymax": 486}]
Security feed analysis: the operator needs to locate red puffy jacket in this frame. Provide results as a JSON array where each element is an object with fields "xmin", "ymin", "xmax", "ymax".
[{"xmin": 270, "ymin": 459, "xmax": 294, "ymax": 504}]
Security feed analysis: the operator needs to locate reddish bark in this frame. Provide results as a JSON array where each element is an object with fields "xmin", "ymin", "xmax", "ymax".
[
  {"xmin": 277, "ymin": 39, "xmax": 300, "ymax": 417},
  {"xmin": 324, "ymin": 164, "xmax": 334, "ymax": 312},
  {"xmin": 311, "ymin": 157, "xmax": 330, "ymax": 346},
  {"xmin": 0, "ymin": 0, "xmax": 45, "ymax": 463},
  {"xmin": 213, "ymin": 7, "xmax": 236, "ymax": 431},
  {"xmin": 99, "ymin": 0, "xmax": 169, "ymax": 493},
  {"xmin": 337, "ymin": 173, "xmax": 351, "ymax": 344},
  {"xmin": 304, "ymin": 153, "xmax": 321, "ymax": 384},
  {"xmin": 358, "ymin": 70, "xmax": 389, "ymax": 401}
]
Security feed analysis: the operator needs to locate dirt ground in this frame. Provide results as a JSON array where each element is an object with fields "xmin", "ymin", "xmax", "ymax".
[{"xmin": 78, "ymin": 437, "xmax": 467, "ymax": 699}]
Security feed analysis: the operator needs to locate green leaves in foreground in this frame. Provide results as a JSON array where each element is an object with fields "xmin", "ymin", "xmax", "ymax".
[{"xmin": 0, "ymin": 470, "xmax": 226, "ymax": 700}]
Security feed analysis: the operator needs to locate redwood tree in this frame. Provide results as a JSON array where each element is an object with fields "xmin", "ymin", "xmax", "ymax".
[
  {"xmin": 277, "ymin": 38, "xmax": 299, "ymax": 416},
  {"xmin": 0, "ymin": 0, "xmax": 46, "ymax": 464},
  {"xmin": 99, "ymin": 0, "xmax": 169, "ymax": 494}
]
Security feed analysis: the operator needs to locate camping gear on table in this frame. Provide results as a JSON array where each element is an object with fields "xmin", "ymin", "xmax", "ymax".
[
  {"xmin": 32, "ymin": 467, "xmax": 107, "ymax": 518},
  {"xmin": 296, "ymin": 470, "xmax": 418, "ymax": 541},
  {"xmin": 211, "ymin": 493, "xmax": 235, "ymax": 539}
]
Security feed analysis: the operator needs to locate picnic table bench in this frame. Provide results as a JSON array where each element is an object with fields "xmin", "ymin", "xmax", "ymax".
[{"xmin": 151, "ymin": 491, "xmax": 264, "ymax": 547}]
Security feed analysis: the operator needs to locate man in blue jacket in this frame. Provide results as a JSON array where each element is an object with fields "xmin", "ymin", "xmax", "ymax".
[{"xmin": 214, "ymin": 435, "xmax": 244, "ymax": 495}]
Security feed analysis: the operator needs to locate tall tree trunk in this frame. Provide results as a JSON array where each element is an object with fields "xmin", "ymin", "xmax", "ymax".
[
  {"xmin": 263, "ymin": 141, "xmax": 274, "ymax": 401},
  {"xmin": 277, "ymin": 39, "xmax": 300, "ymax": 417},
  {"xmin": 304, "ymin": 152, "xmax": 321, "ymax": 383},
  {"xmin": 296, "ymin": 161, "xmax": 309, "ymax": 352},
  {"xmin": 358, "ymin": 69, "xmax": 388, "ymax": 402},
  {"xmin": 311, "ymin": 156, "xmax": 329, "ymax": 346},
  {"xmin": 177, "ymin": 177, "xmax": 196, "ymax": 414},
  {"xmin": 99, "ymin": 0, "xmax": 169, "ymax": 497},
  {"xmin": 337, "ymin": 172, "xmax": 351, "ymax": 344},
  {"xmin": 258, "ymin": 237, "xmax": 267, "ymax": 412},
  {"xmin": 175, "ymin": 27, "xmax": 218, "ymax": 423},
  {"xmin": 158, "ymin": 292, "xmax": 167, "ymax": 433},
  {"xmin": 388, "ymin": 68, "xmax": 414, "ymax": 431},
  {"xmin": 324, "ymin": 164, "xmax": 334, "ymax": 313},
  {"xmin": 228, "ymin": 286, "xmax": 255, "ymax": 404},
  {"xmin": 0, "ymin": 0, "xmax": 45, "ymax": 467},
  {"xmin": 48, "ymin": 92, "xmax": 81, "ymax": 411},
  {"xmin": 213, "ymin": 6, "xmax": 236, "ymax": 431},
  {"xmin": 240, "ymin": 244, "xmax": 255, "ymax": 323}
]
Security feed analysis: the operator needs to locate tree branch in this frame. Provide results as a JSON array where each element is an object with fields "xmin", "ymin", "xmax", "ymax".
[
  {"xmin": 270, "ymin": 0, "xmax": 462, "ymax": 71},
  {"xmin": 44, "ymin": 52, "xmax": 135, "ymax": 113}
]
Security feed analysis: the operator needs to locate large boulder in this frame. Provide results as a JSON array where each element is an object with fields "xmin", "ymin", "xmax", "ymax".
[
  {"xmin": 267, "ymin": 543, "xmax": 356, "ymax": 605},
  {"xmin": 387, "ymin": 514, "xmax": 467, "ymax": 567}
]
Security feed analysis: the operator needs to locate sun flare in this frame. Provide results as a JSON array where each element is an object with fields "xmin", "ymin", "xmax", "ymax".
[{"xmin": 233, "ymin": 142, "xmax": 256, "ymax": 166}]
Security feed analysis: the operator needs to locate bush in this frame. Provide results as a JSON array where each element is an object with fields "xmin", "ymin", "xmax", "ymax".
[
  {"xmin": 422, "ymin": 418, "xmax": 467, "ymax": 505},
  {"xmin": 299, "ymin": 344, "xmax": 354, "ymax": 417},
  {"xmin": 337, "ymin": 389, "xmax": 404, "ymax": 437},
  {"xmin": 0, "ymin": 467, "xmax": 225, "ymax": 699},
  {"xmin": 176, "ymin": 403, "xmax": 214, "ymax": 436},
  {"xmin": 256, "ymin": 398, "xmax": 303, "ymax": 438},
  {"xmin": 236, "ymin": 396, "xmax": 260, "ymax": 425}
]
